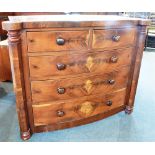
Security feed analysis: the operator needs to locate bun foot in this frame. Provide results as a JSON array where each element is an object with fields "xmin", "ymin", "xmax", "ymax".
[
  {"xmin": 125, "ymin": 106, "xmax": 133, "ymax": 114},
  {"xmin": 21, "ymin": 129, "xmax": 31, "ymax": 140}
]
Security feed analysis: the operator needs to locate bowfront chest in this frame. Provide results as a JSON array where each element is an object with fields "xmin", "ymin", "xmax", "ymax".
[{"xmin": 2, "ymin": 15, "xmax": 150, "ymax": 140}]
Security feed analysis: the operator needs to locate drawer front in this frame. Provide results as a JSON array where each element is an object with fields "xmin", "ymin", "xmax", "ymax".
[
  {"xmin": 92, "ymin": 28, "xmax": 136, "ymax": 49},
  {"xmin": 27, "ymin": 31, "xmax": 90, "ymax": 52},
  {"xmin": 32, "ymin": 89, "xmax": 126, "ymax": 126},
  {"xmin": 31, "ymin": 66, "xmax": 130, "ymax": 103},
  {"xmin": 29, "ymin": 48, "xmax": 133, "ymax": 80}
]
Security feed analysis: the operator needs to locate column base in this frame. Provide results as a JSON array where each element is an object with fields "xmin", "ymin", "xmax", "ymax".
[
  {"xmin": 21, "ymin": 128, "xmax": 31, "ymax": 140},
  {"xmin": 125, "ymin": 105, "xmax": 133, "ymax": 114}
]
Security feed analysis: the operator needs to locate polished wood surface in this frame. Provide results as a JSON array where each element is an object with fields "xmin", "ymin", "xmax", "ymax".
[
  {"xmin": 27, "ymin": 30, "xmax": 90, "ymax": 52},
  {"xmin": 0, "ymin": 40, "xmax": 11, "ymax": 81},
  {"xmin": 125, "ymin": 26, "xmax": 148, "ymax": 114},
  {"xmin": 31, "ymin": 66, "xmax": 130, "ymax": 103},
  {"xmin": 92, "ymin": 28, "xmax": 136, "ymax": 49},
  {"xmin": 2, "ymin": 15, "xmax": 150, "ymax": 31},
  {"xmin": 0, "ymin": 12, "xmax": 119, "ymax": 39},
  {"xmin": 29, "ymin": 47, "xmax": 133, "ymax": 80},
  {"xmin": 2, "ymin": 15, "xmax": 150, "ymax": 140},
  {"xmin": 7, "ymin": 31, "xmax": 31, "ymax": 140},
  {"xmin": 33, "ymin": 89, "xmax": 126, "ymax": 126}
]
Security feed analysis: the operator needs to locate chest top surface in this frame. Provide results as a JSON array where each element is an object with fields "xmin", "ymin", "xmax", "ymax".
[{"xmin": 2, "ymin": 15, "xmax": 150, "ymax": 30}]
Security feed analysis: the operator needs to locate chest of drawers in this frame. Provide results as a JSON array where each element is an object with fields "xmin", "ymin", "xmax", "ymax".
[{"xmin": 2, "ymin": 15, "xmax": 150, "ymax": 140}]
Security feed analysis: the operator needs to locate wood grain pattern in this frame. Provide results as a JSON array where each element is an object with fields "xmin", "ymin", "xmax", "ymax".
[
  {"xmin": 20, "ymin": 31, "xmax": 35, "ymax": 133},
  {"xmin": 2, "ymin": 15, "xmax": 150, "ymax": 31},
  {"xmin": 0, "ymin": 40, "xmax": 12, "ymax": 81},
  {"xmin": 125, "ymin": 26, "xmax": 147, "ymax": 114},
  {"xmin": 34, "ymin": 105, "xmax": 125, "ymax": 133},
  {"xmin": 27, "ymin": 30, "xmax": 90, "ymax": 52},
  {"xmin": 2, "ymin": 15, "xmax": 149, "ymax": 140},
  {"xmin": 92, "ymin": 28, "xmax": 136, "ymax": 49},
  {"xmin": 7, "ymin": 30, "xmax": 31, "ymax": 140},
  {"xmin": 31, "ymin": 66, "xmax": 130, "ymax": 103},
  {"xmin": 29, "ymin": 47, "xmax": 133, "ymax": 80},
  {"xmin": 33, "ymin": 89, "xmax": 126, "ymax": 126}
]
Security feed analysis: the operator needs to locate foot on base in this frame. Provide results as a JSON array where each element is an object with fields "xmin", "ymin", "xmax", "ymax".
[
  {"xmin": 21, "ymin": 128, "xmax": 31, "ymax": 140},
  {"xmin": 125, "ymin": 106, "xmax": 133, "ymax": 114}
]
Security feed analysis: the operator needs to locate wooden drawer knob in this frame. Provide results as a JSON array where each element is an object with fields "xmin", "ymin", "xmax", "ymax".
[
  {"xmin": 57, "ymin": 110, "xmax": 65, "ymax": 117},
  {"xmin": 56, "ymin": 38, "xmax": 65, "ymax": 45},
  {"xmin": 110, "ymin": 56, "xmax": 118, "ymax": 63},
  {"xmin": 57, "ymin": 63, "xmax": 66, "ymax": 70},
  {"xmin": 112, "ymin": 35, "xmax": 120, "ymax": 42},
  {"xmin": 106, "ymin": 100, "xmax": 113, "ymax": 106},
  {"xmin": 57, "ymin": 87, "xmax": 66, "ymax": 94},
  {"xmin": 108, "ymin": 79, "xmax": 115, "ymax": 85}
]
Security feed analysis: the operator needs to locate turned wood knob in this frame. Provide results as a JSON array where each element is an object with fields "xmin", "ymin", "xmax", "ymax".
[
  {"xmin": 108, "ymin": 79, "xmax": 115, "ymax": 85},
  {"xmin": 57, "ymin": 87, "xmax": 66, "ymax": 94},
  {"xmin": 112, "ymin": 35, "xmax": 120, "ymax": 42},
  {"xmin": 57, "ymin": 110, "xmax": 65, "ymax": 117},
  {"xmin": 110, "ymin": 56, "xmax": 118, "ymax": 63},
  {"xmin": 106, "ymin": 100, "xmax": 113, "ymax": 106},
  {"xmin": 56, "ymin": 38, "xmax": 65, "ymax": 45},
  {"xmin": 57, "ymin": 63, "xmax": 66, "ymax": 70}
]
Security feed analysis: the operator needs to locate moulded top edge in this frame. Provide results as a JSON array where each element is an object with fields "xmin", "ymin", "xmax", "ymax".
[{"xmin": 2, "ymin": 15, "xmax": 151, "ymax": 31}]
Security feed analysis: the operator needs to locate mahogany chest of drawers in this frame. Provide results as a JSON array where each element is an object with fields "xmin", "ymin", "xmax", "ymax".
[{"xmin": 2, "ymin": 15, "xmax": 150, "ymax": 140}]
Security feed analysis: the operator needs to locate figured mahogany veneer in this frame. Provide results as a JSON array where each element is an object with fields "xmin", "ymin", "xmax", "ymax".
[
  {"xmin": 92, "ymin": 28, "xmax": 136, "ymax": 49},
  {"xmin": 29, "ymin": 48, "xmax": 133, "ymax": 80},
  {"xmin": 33, "ymin": 89, "xmax": 126, "ymax": 126},
  {"xmin": 27, "ymin": 30, "xmax": 90, "ymax": 52},
  {"xmin": 31, "ymin": 66, "xmax": 130, "ymax": 103},
  {"xmin": 2, "ymin": 15, "xmax": 150, "ymax": 140},
  {"xmin": 0, "ymin": 40, "xmax": 12, "ymax": 81}
]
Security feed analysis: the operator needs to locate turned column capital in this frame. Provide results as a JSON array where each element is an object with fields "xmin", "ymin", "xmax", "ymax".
[{"xmin": 7, "ymin": 30, "xmax": 21, "ymax": 43}]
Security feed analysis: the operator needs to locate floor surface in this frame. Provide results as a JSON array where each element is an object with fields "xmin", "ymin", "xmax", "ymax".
[{"xmin": 0, "ymin": 51, "xmax": 155, "ymax": 142}]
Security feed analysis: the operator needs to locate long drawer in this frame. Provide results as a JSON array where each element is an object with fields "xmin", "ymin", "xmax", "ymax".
[
  {"xmin": 32, "ymin": 89, "xmax": 126, "ymax": 126},
  {"xmin": 29, "ymin": 48, "xmax": 133, "ymax": 80},
  {"xmin": 31, "ymin": 66, "xmax": 130, "ymax": 103},
  {"xmin": 27, "ymin": 30, "xmax": 90, "ymax": 52},
  {"xmin": 92, "ymin": 28, "xmax": 136, "ymax": 49}
]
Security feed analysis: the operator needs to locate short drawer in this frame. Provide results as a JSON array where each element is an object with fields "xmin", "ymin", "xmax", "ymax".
[
  {"xmin": 27, "ymin": 30, "xmax": 90, "ymax": 52},
  {"xmin": 92, "ymin": 28, "xmax": 136, "ymax": 49},
  {"xmin": 29, "ymin": 48, "xmax": 133, "ymax": 81},
  {"xmin": 32, "ymin": 89, "xmax": 126, "ymax": 126},
  {"xmin": 31, "ymin": 66, "xmax": 130, "ymax": 103}
]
